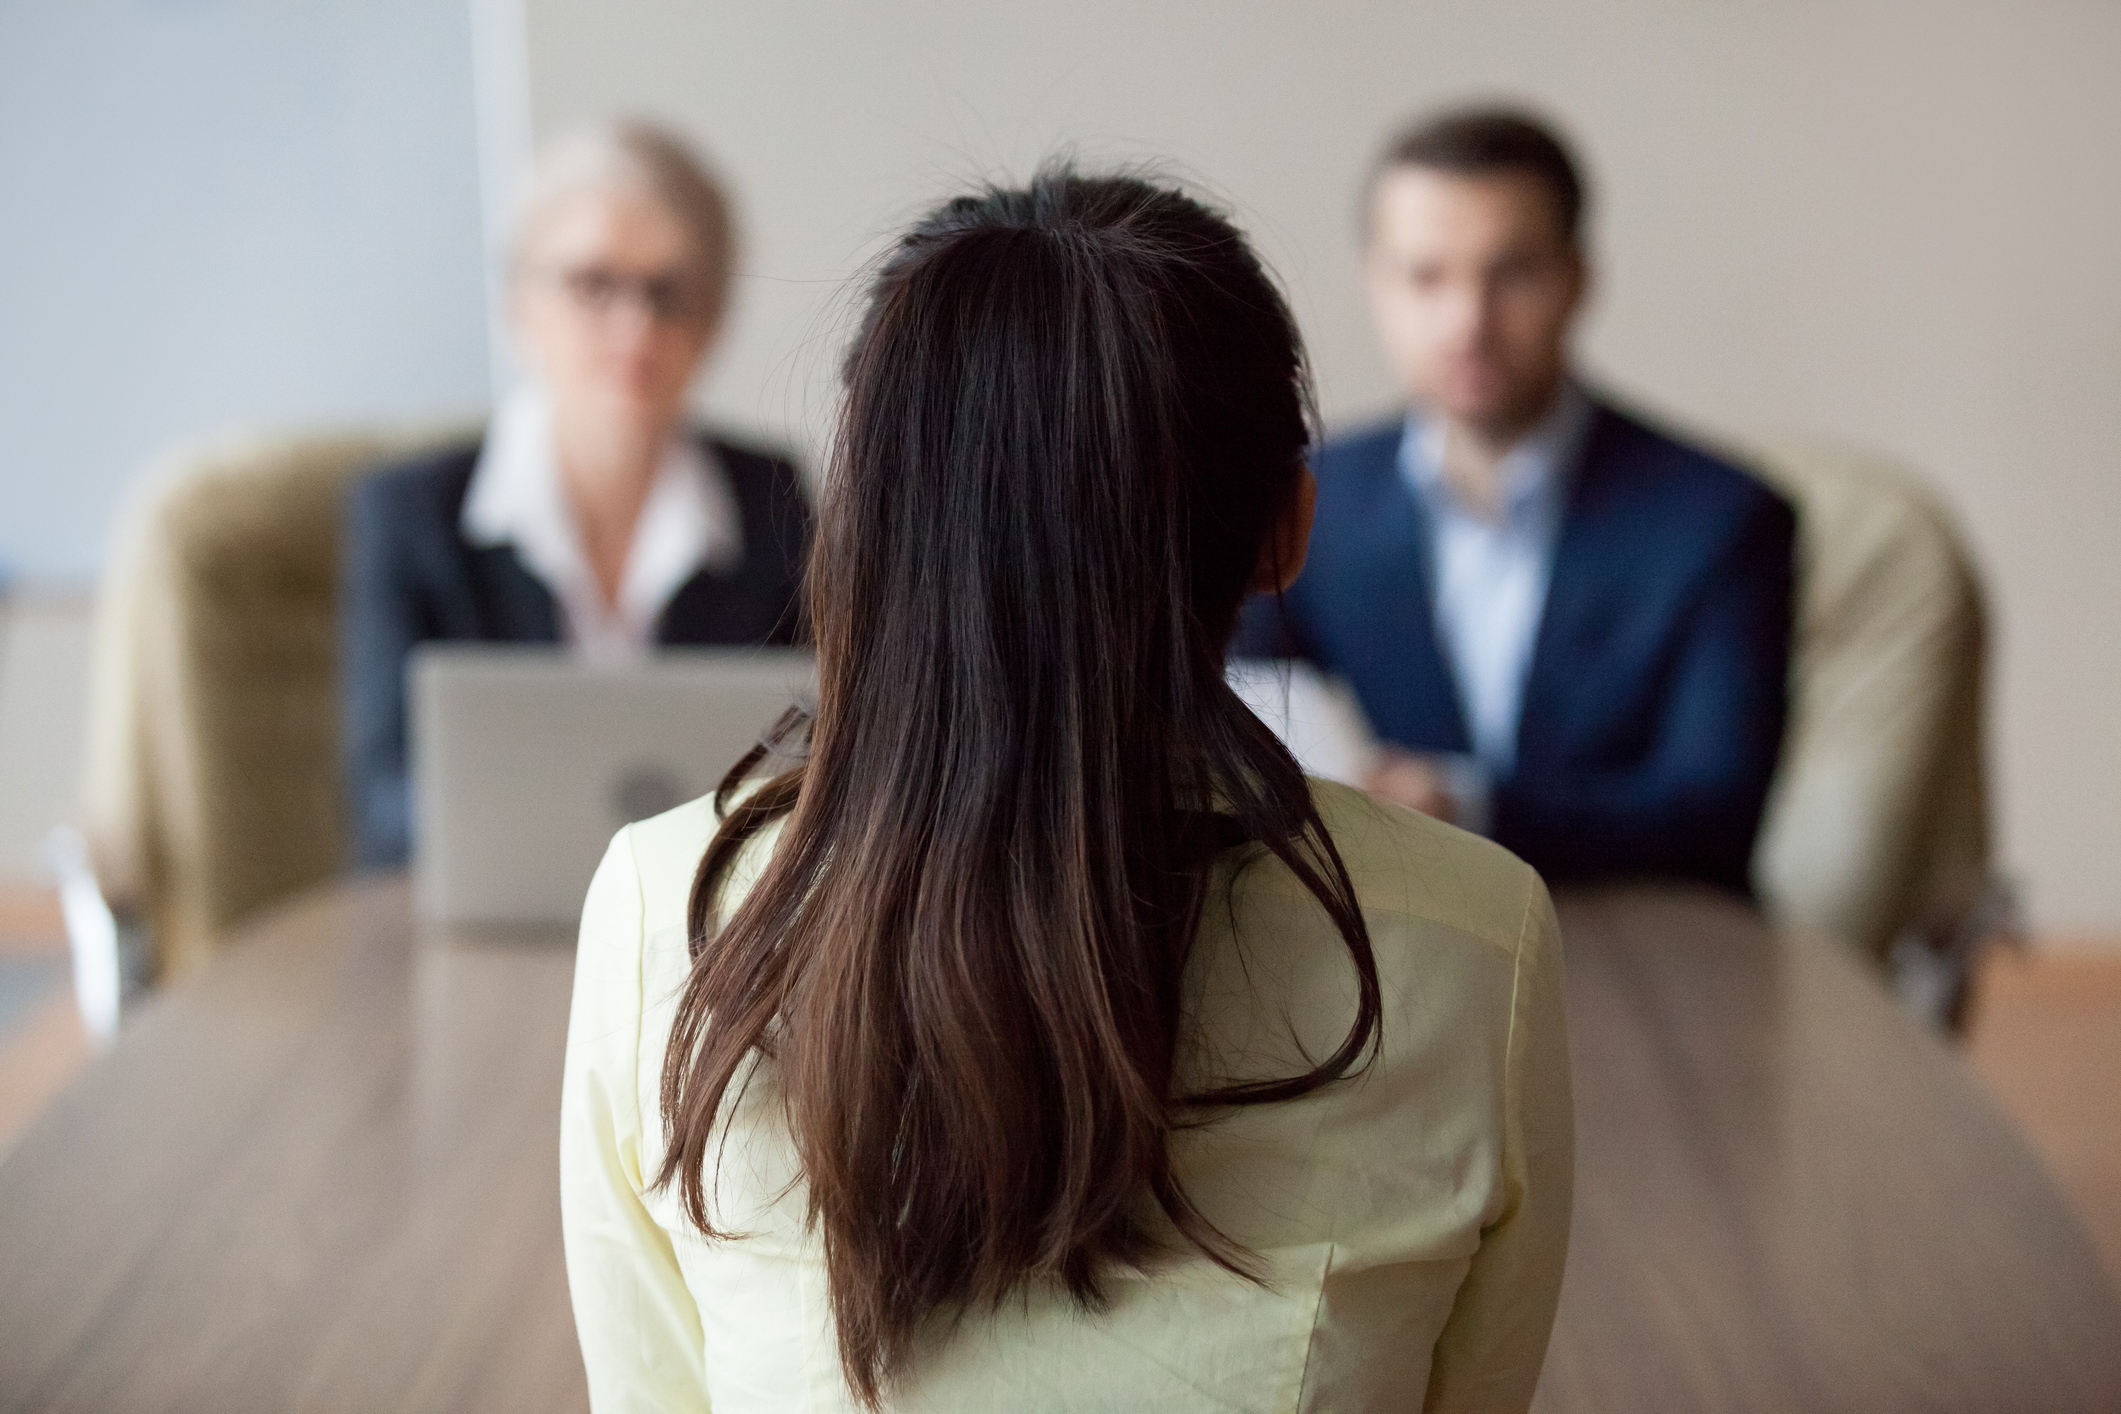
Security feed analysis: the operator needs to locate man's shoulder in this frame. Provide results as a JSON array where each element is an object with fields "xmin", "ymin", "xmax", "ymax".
[
  {"xmin": 1305, "ymin": 416, "xmax": 1409, "ymax": 533},
  {"xmin": 1587, "ymin": 398, "xmax": 1791, "ymax": 527},
  {"xmin": 1314, "ymin": 416, "xmax": 1405, "ymax": 479}
]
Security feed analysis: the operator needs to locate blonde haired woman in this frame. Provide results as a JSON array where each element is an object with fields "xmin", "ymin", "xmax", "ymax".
[{"xmin": 343, "ymin": 121, "xmax": 810, "ymax": 866}]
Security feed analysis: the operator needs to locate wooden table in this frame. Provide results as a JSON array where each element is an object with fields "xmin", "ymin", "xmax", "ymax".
[
  {"xmin": 1, "ymin": 878, "xmax": 2116, "ymax": 1412},
  {"xmin": 0, "ymin": 880, "xmax": 583, "ymax": 1414},
  {"xmin": 1532, "ymin": 889, "xmax": 2121, "ymax": 1411}
]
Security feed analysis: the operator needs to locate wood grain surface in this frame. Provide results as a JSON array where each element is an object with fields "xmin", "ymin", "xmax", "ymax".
[
  {"xmin": 1536, "ymin": 887, "xmax": 2121, "ymax": 1412},
  {"xmin": 0, "ymin": 877, "xmax": 2115, "ymax": 1412},
  {"xmin": 0, "ymin": 878, "xmax": 587, "ymax": 1414}
]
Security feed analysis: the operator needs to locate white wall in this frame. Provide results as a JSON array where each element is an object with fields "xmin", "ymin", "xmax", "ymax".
[
  {"xmin": 516, "ymin": 0, "xmax": 2121, "ymax": 935},
  {"xmin": 0, "ymin": 0, "xmax": 493, "ymax": 586}
]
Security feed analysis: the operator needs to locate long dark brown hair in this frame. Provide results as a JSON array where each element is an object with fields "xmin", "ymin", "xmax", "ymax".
[{"xmin": 655, "ymin": 169, "xmax": 1380, "ymax": 1403}]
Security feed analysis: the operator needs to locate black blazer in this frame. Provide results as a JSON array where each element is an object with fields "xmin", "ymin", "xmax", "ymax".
[
  {"xmin": 342, "ymin": 433, "xmax": 812, "ymax": 868},
  {"xmin": 1236, "ymin": 397, "xmax": 1795, "ymax": 896}
]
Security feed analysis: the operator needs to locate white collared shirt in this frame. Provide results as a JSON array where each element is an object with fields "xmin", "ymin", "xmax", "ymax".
[
  {"xmin": 461, "ymin": 385, "xmax": 744, "ymax": 664},
  {"xmin": 1401, "ymin": 384, "xmax": 1592, "ymax": 787}
]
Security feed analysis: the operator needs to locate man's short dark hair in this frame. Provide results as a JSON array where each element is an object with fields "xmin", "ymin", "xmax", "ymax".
[{"xmin": 1369, "ymin": 105, "xmax": 1586, "ymax": 245}]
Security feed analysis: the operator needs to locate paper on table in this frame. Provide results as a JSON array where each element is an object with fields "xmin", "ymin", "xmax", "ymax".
[{"xmin": 1225, "ymin": 658, "xmax": 1378, "ymax": 788}]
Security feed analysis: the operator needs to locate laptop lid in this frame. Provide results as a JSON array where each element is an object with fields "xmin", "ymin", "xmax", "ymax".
[{"xmin": 410, "ymin": 644, "xmax": 814, "ymax": 926}]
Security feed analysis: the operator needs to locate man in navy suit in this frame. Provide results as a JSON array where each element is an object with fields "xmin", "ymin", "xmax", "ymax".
[{"xmin": 1237, "ymin": 107, "xmax": 1794, "ymax": 894}]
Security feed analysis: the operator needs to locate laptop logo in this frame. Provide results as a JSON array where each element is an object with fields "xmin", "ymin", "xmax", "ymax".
[{"xmin": 612, "ymin": 764, "xmax": 688, "ymax": 824}]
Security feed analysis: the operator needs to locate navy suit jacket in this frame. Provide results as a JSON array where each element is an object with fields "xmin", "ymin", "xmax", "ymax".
[
  {"xmin": 342, "ymin": 433, "xmax": 812, "ymax": 869},
  {"xmin": 1235, "ymin": 399, "xmax": 1795, "ymax": 895}
]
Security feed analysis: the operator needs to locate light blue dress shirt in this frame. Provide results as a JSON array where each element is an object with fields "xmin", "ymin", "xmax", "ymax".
[{"xmin": 1400, "ymin": 385, "xmax": 1592, "ymax": 821}]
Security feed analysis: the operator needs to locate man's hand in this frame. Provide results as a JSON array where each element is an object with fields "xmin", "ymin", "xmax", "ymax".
[{"xmin": 1363, "ymin": 746, "xmax": 1457, "ymax": 821}]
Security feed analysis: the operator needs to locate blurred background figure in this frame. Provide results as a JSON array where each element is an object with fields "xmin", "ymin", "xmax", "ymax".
[
  {"xmin": 1237, "ymin": 108, "xmax": 1794, "ymax": 897},
  {"xmin": 341, "ymin": 121, "xmax": 811, "ymax": 869}
]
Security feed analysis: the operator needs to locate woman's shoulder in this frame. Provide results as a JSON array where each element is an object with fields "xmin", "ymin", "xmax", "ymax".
[
  {"xmin": 349, "ymin": 440, "xmax": 484, "ymax": 519},
  {"xmin": 342, "ymin": 442, "xmax": 490, "ymax": 605},
  {"xmin": 1287, "ymin": 777, "xmax": 1546, "ymax": 957},
  {"xmin": 699, "ymin": 429, "xmax": 795, "ymax": 474},
  {"xmin": 698, "ymin": 430, "xmax": 804, "ymax": 501},
  {"xmin": 572, "ymin": 794, "xmax": 726, "ymax": 1050},
  {"xmin": 585, "ymin": 776, "xmax": 1547, "ymax": 985},
  {"xmin": 603, "ymin": 792, "xmax": 726, "ymax": 940},
  {"xmin": 599, "ymin": 785, "xmax": 793, "ymax": 935}
]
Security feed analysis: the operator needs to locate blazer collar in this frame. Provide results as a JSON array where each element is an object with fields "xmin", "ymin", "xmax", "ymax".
[
  {"xmin": 461, "ymin": 385, "xmax": 743, "ymax": 660},
  {"xmin": 1399, "ymin": 380, "xmax": 1594, "ymax": 521}
]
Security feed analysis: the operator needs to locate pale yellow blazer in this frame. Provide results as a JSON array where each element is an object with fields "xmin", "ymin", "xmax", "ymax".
[{"xmin": 560, "ymin": 778, "xmax": 1573, "ymax": 1412}]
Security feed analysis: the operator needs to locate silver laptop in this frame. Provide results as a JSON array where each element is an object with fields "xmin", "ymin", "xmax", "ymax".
[{"xmin": 410, "ymin": 645, "xmax": 814, "ymax": 926}]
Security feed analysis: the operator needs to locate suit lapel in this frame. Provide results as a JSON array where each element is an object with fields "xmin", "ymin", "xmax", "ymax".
[
  {"xmin": 465, "ymin": 543, "xmax": 562, "ymax": 641},
  {"xmin": 653, "ymin": 438, "xmax": 798, "ymax": 646},
  {"xmin": 1517, "ymin": 405, "xmax": 1625, "ymax": 768},
  {"xmin": 1336, "ymin": 431, "xmax": 1469, "ymax": 751}
]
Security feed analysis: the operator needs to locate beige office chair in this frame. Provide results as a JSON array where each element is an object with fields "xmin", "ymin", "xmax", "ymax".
[
  {"xmin": 1745, "ymin": 439, "xmax": 2008, "ymax": 1027},
  {"xmin": 80, "ymin": 423, "xmax": 475, "ymax": 982}
]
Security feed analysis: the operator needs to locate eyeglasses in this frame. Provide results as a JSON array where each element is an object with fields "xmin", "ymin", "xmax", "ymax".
[{"xmin": 544, "ymin": 264, "xmax": 708, "ymax": 324}]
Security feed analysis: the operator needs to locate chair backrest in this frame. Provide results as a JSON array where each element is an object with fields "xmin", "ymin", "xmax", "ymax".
[
  {"xmin": 82, "ymin": 423, "xmax": 476, "ymax": 980},
  {"xmin": 1745, "ymin": 440, "xmax": 1992, "ymax": 964}
]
